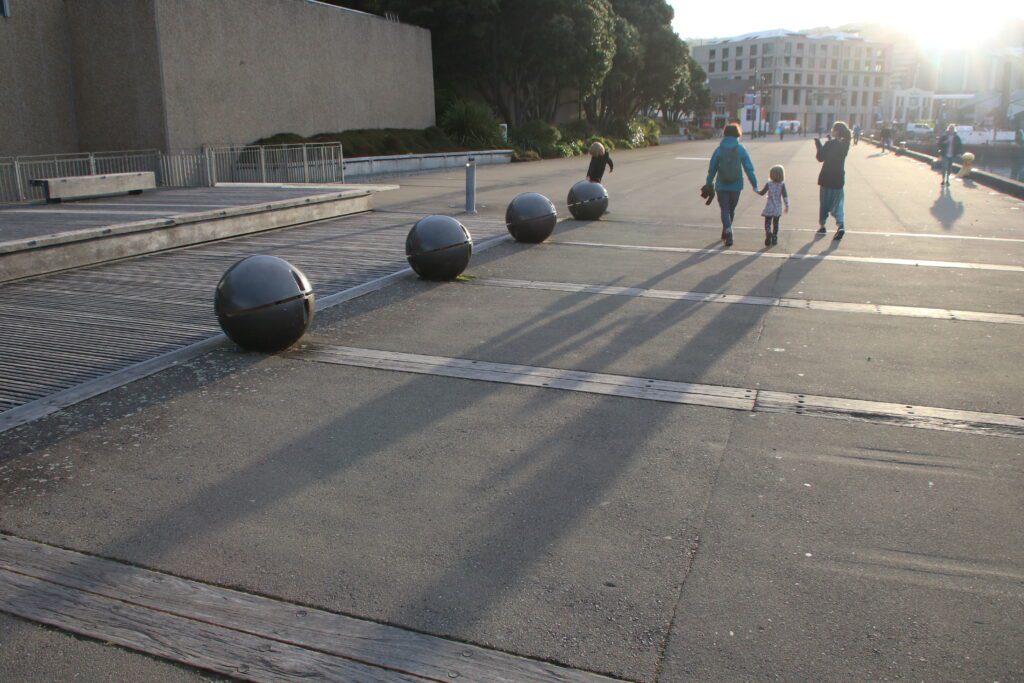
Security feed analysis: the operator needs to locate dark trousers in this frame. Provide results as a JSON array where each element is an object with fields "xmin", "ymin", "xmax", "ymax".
[
  {"xmin": 764, "ymin": 215, "xmax": 780, "ymax": 233},
  {"xmin": 716, "ymin": 190, "xmax": 740, "ymax": 232}
]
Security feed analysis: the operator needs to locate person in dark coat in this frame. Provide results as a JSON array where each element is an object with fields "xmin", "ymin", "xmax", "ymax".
[
  {"xmin": 936, "ymin": 124, "xmax": 964, "ymax": 186},
  {"xmin": 586, "ymin": 142, "xmax": 614, "ymax": 183},
  {"xmin": 815, "ymin": 121, "xmax": 851, "ymax": 240}
]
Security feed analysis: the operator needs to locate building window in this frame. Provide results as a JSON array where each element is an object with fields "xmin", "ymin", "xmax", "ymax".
[
  {"xmin": 842, "ymin": 75, "xmax": 848, "ymax": 86},
  {"xmin": 795, "ymin": 57, "xmax": 803, "ymax": 67},
  {"xmin": 737, "ymin": 46, "xmax": 743, "ymax": 56},
  {"xmin": 784, "ymin": 56, "xmax": 792, "ymax": 67},
  {"xmin": 797, "ymin": 42, "xmax": 804, "ymax": 52},
  {"xmin": 708, "ymin": 62, "xmax": 716, "ymax": 73},
  {"xmin": 763, "ymin": 43, "xmax": 774, "ymax": 54},
  {"xmin": 854, "ymin": 60, "xmax": 861, "ymax": 70},
  {"xmin": 818, "ymin": 74, "xmax": 825, "ymax": 85},
  {"xmin": 830, "ymin": 74, "xmax": 837, "ymax": 85},
  {"xmin": 842, "ymin": 59, "xmax": 849, "ymax": 70},
  {"xmin": 736, "ymin": 59, "xmax": 742, "ymax": 70},
  {"xmin": 751, "ymin": 45, "xmax": 758, "ymax": 56},
  {"xmin": 795, "ymin": 73, "xmax": 802, "ymax": 84},
  {"xmin": 875, "ymin": 75, "xmax": 882, "ymax": 87},
  {"xmin": 831, "ymin": 59, "xmax": 838, "ymax": 70},
  {"xmin": 793, "ymin": 90, "xmax": 801, "ymax": 105},
  {"xmin": 782, "ymin": 89, "xmax": 789, "ymax": 105},
  {"xmin": 709, "ymin": 49, "xmax": 716, "ymax": 59},
  {"xmin": 749, "ymin": 58, "xmax": 756, "ymax": 69},
  {"xmin": 762, "ymin": 56, "xmax": 771, "ymax": 68},
  {"xmin": 852, "ymin": 75, "xmax": 859, "ymax": 86},
  {"xmin": 875, "ymin": 62, "xmax": 883, "ymax": 72},
  {"xmin": 785, "ymin": 43, "xmax": 793, "ymax": 55},
  {"xmin": 722, "ymin": 61, "xmax": 728, "ymax": 72},
  {"xmin": 723, "ymin": 47, "xmax": 729, "ymax": 58},
  {"xmin": 783, "ymin": 73, "xmax": 790, "ymax": 84}
]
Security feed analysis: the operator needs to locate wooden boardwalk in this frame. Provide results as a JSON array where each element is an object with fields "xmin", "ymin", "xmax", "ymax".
[{"xmin": 0, "ymin": 210, "xmax": 507, "ymax": 421}]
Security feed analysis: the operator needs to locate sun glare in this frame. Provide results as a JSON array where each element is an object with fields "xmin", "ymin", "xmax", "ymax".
[{"xmin": 900, "ymin": 14, "xmax": 1004, "ymax": 50}]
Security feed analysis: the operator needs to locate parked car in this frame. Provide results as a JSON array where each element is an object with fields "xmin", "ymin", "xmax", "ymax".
[{"xmin": 905, "ymin": 122, "xmax": 934, "ymax": 139}]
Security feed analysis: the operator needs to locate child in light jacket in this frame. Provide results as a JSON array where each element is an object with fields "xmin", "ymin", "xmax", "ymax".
[{"xmin": 757, "ymin": 165, "xmax": 789, "ymax": 246}]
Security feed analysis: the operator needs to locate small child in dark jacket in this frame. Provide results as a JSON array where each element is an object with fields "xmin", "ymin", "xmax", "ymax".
[
  {"xmin": 815, "ymin": 121, "xmax": 851, "ymax": 240},
  {"xmin": 587, "ymin": 142, "xmax": 614, "ymax": 183}
]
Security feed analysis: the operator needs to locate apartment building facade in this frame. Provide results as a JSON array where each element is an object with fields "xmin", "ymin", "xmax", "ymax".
[{"xmin": 691, "ymin": 30, "xmax": 893, "ymax": 133}]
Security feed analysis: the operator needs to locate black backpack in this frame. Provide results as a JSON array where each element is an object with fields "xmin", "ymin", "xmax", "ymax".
[{"xmin": 718, "ymin": 147, "xmax": 742, "ymax": 183}]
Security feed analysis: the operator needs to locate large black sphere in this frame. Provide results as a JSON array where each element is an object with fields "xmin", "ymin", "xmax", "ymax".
[
  {"xmin": 214, "ymin": 255, "xmax": 315, "ymax": 352},
  {"xmin": 406, "ymin": 215, "xmax": 473, "ymax": 281},
  {"xmin": 567, "ymin": 180, "xmax": 609, "ymax": 220},
  {"xmin": 506, "ymin": 192, "xmax": 557, "ymax": 243}
]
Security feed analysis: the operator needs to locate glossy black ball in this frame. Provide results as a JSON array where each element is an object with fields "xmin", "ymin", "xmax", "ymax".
[
  {"xmin": 214, "ymin": 255, "xmax": 315, "ymax": 352},
  {"xmin": 567, "ymin": 180, "xmax": 608, "ymax": 220},
  {"xmin": 505, "ymin": 192, "xmax": 557, "ymax": 243},
  {"xmin": 406, "ymin": 215, "xmax": 473, "ymax": 281}
]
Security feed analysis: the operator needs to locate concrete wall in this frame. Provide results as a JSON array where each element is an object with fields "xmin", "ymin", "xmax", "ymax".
[
  {"xmin": 65, "ymin": 0, "xmax": 167, "ymax": 152},
  {"xmin": 153, "ymin": 0, "xmax": 436, "ymax": 150},
  {"xmin": 2, "ymin": 0, "xmax": 435, "ymax": 156},
  {"xmin": 0, "ymin": 0, "xmax": 78, "ymax": 156}
]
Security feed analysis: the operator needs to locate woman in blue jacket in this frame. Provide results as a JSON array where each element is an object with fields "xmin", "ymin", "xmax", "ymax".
[{"xmin": 705, "ymin": 123, "xmax": 758, "ymax": 247}]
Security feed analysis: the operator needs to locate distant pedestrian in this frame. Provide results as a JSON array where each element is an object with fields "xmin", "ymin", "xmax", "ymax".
[
  {"xmin": 815, "ymin": 121, "xmax": 851, "ymax": 240},
  {"xmin": 880, "ymin": 123, "xmax": 893, "ymax": 153},
  {"xmin": 936, "ymin": 124, "xmax": 963, "ymax": 186},
  {"xmin": 779, "ymin": 125, "xmax": 785, "ymax": 141},
  {"xmin": 705, "ymin": 123, "xmax": 759, "ymax": 247},
  {"xmin": 1011, "ymin": 125, "xmax": 1024, "ymax": 181},
  {"xmin": 586, "ymin": 142, "xmax": 614, "ymax": 183},
  {"xmin": 853, "ymin": 124, "xmax": 861, "ymax": 145},
  {"xmin": 757, "ymin": 165, "xmax": 789, "ymax": 247}
]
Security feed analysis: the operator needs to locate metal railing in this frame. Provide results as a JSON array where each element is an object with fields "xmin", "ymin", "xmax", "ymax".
[{"xmin": 0, "ymin": 143, "xmax": 345, "ymax": 204}]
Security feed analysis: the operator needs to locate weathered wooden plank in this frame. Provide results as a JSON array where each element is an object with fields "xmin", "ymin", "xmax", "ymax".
[
  {"xmin": 0, "ymin": 567, "xmax": 427, "ymax": 682},
  {"xmin": 0, "ymin": 535, "xmax": 621, "ymax": 683}
]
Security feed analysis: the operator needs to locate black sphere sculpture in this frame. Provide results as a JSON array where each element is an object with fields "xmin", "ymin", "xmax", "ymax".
[
  {"xmin": 567, "ymin": 180, "xmax": 609, "ymax": 220},
  {"xmin": 214, "ymin": 255, "xmax": 315, "ymax": 352},
  {"xmin": 405, "ymin": 215, "xmax": 473, "ymax": 281},
  {"xmin": 506, "ymin": 192, "xmax": 557, "ymax": 243}
]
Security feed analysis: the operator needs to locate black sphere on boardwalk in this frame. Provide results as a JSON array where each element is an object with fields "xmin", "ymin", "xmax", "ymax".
[
  {"xmin": 405, "ymin": 215, "xmax": 473, "ymax": 280},
  {"xmin": 214, "ymin": 255, "xmax": 315, "ymax": 352},
  {"xmin": 506, "ymin": 192, "xmax": 557, "ymax": 243},
  {"xmin": 567, "ymin": 180, "xmax": 608, "ymax": 220}
]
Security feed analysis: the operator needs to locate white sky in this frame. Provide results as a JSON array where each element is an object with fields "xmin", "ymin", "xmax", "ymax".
[{"xmin": 670, "ymin": 0, "xmax": 1024, "ymax": 47}]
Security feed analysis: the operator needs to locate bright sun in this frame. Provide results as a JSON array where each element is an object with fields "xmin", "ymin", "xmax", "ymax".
[{"xmin": 901, "ymin": 14, "xmax": 1004, "ymax": 50}]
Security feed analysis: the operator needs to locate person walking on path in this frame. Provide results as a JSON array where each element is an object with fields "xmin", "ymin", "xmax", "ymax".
[
  {"xmin": 880, "ymin": 123, "xmax": 893, "ymax": 153},
  {"xmin": 705, "ymin": 123, "xmax": 758, "ymax": 247},
  {"xmin": 1010, "ymin": 125, "xmax": 1023, "ymax": 182},
  {"xmin": 757, "ymin": 165, "xmax": 789, "ymax": 247},
  {"xmin": 815, "ymin": 121, "xmax": 851, "ymax": 240},
  {"xmin": 586, "ymin": 142, "xmax": 614, "ymax": 183},
  {"xmin": 936, "ymin": 124, "xmax": 964, "ymax": 186},
  {"xmin": 853, "ymin": 124, "xmax": 861, "ymax": 145}
]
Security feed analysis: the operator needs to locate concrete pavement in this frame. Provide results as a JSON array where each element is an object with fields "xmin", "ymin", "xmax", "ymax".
[{"xmin": 1, "ymin": 138, "xmax": 1022, "ymax": 681}]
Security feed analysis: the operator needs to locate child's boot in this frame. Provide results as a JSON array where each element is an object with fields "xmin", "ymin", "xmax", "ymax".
[
  {"xmin": 771, "ymin": 226, "xmax": 779, "ymax": 245},
  {"xmin": 764, "ymin": 228, "xmax": 772, "ymax": 247}
]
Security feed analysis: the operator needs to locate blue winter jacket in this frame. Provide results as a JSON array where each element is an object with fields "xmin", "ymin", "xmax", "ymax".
[{"xmin": 706, "ymin": 136, "xmax": 758, "ymax": 192}]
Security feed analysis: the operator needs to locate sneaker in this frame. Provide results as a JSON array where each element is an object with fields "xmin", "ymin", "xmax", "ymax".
[
  {"xmin": 816, "ymin": 226, "xmax": 827, "ymax": 234},
  {"xmin": 725, "ymin": 234, "xmax": 734, "ymax": 247},
  {"xmin": 765, "ymin": 231, "xmax": 772, "ymax": 247},
  {"xmin": 833, "ymin": 228, "xmax": 845, "ymax": 240},
  {"xmin": 771, "ymin": 232, "xmax": 779, "ymax": 246}
]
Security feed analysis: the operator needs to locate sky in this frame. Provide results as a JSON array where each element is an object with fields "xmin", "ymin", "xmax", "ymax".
[{"xmin": 670, "ymin": 0, "xmax": 1024, "ymax": 48}]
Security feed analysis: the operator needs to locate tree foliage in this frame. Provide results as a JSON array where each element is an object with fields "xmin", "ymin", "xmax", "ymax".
[{"xmin": 326, "ymin": 0, "xmax": 703, "ymax": 128}]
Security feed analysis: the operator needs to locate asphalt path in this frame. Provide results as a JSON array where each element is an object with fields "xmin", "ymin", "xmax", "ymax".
[{"xmin": 1, "ymin": 138, "xmax": 1022, "ymax": 681}]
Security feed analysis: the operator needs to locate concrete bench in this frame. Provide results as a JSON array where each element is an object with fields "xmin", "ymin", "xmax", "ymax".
[{"xmin": 31, "ymin": 171, "xmax": 156, "ymax": 202}]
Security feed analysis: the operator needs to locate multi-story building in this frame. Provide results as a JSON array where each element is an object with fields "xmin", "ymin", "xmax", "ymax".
[{"xmin": 691, "ymin": 29, "xmax": 893, "ymax": 133}]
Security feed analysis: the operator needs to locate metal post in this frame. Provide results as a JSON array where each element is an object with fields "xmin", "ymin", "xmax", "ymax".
[
  {"xmin": 204, "ymin": 147, "xmax": 215, "ymax": 186},
  {"xmin": 13, "ymin": 158, "xmax": 24, "ymax": 202},
  {"xmin": 88, "ymin": 153, "xmax": 97, "ymax": 175},
  {"xmin": 302, "ymin": 145, "xmax": 309, "ymax": 183},
  {"xmin": 465, "ymin": 157, "xmax": 477, "ymax": 214},
  {"xmin": 259, "ymin": 146, "xmax": 266, "ymax": 183},
  {"xmin": 339, "ymin": 144, "xmax": 345, "ymax": 182}
]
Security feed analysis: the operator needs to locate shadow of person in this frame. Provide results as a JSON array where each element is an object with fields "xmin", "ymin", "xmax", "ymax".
[{"xmin": 929, "ymin": 186, "xmax": 965, "ymax": 230}]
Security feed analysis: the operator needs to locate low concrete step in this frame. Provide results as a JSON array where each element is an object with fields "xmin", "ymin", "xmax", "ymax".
[{"xmin": 0, "ymin": 187, "xmax": 388, "ymax": 282}]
